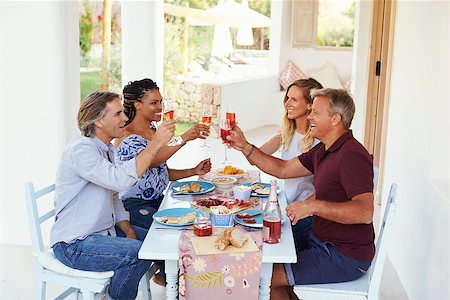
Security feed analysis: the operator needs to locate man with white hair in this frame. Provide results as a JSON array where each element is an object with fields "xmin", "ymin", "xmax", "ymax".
[{"xmin": 228, "ymin": 88, "xmax": 374, "ymax": 299}]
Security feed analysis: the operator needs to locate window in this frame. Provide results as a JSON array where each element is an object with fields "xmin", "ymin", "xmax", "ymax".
[{"xmin": 291, "ymin": 0, "xmax": 355, "ymax": 48}]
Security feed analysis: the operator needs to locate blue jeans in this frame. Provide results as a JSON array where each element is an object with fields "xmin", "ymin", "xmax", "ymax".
[
  {"xmin": 117, "ymin": 225, "xmax": 166, "ymax": 284},
  {"xmin": 53, "ymin": 233, "xmax": 151, "ymax": 300},
  {"xmin": 292, "ymin": 216, "xmax": 313, "ymax": 237},
  {"xmin": 285, "ymin": 232, "xmax": 371, "ymax": 285},
  {"xmin": 123, "ymin": 196, "xmax": 164, "ymax": 229}
]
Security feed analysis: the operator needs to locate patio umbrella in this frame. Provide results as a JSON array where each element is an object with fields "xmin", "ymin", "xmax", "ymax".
[
  {"xmin": 204, "ymin": 0, "xmax": 270, "ymax": 28},
  {"xmin": 164, "ymin": 0, "xmax": 270, "ymax": 28},
  {"xmin": 236, "ymin": 0, "xmax": 254, "ymax": 46},
  {"xmin": 211, "ymin": 25, "xmax": 234, "ymax": 57}
]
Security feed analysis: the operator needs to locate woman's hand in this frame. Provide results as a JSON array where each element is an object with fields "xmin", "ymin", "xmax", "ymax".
[
  {"xmin": 194, "ymin": 158, "xmax": 212, "ymax": 175},
  {"xmin": 182, "ymin": 124, "xmax": 210, "ymax": 142}
]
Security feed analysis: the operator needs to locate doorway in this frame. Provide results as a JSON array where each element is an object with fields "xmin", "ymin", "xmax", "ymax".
[{"xmin": 364, "ymin": 0, "xmax": 397, "ymax": 203}]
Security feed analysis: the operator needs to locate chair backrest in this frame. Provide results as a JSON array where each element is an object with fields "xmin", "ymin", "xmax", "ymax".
[
  {"xmin": 373, "ymin": 167, "xmax": 379, "ymax": 194},
  {"xmin": 24, "ymin": 182, "xmax": 56, "ymax": 256},
  {"xmin": 368, "ymin": 183, "xmax": 397, "ymax": 298}
]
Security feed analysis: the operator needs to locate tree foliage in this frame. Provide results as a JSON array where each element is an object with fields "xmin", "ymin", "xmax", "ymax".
[
  {"xmin": 317, "ymin": 1, "xmax": 355, "ymax": 47},
  {"xmin": 80, "ymin": 0, "xmax": 93, "ymax": 57}
]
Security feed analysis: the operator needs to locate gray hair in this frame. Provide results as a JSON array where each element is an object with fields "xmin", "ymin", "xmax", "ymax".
[
  {"xmin": 310, "ymin": 88, "xmax": 355, "ymax": 129},
  {"xmin": 78, "ymin": 91, "xmax": 121, "ymax": 137}
]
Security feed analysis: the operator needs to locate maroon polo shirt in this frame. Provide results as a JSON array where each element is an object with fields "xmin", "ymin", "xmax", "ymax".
[{"xmin": 299, "ymin": 130, "xmax": 375, "ymax": 260}]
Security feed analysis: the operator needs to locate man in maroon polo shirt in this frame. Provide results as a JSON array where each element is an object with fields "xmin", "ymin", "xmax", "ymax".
[{"xmin": 228, "ymin": 88, "xmax": 374, "ymax": 299}]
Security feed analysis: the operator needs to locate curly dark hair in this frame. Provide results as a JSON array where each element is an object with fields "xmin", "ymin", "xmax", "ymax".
[{"xmin": 122, "ymin": 78, "xmax": 159, "ymax": 125}]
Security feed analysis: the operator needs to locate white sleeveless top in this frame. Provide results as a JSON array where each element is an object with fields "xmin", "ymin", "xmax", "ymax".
[{"xmin": 281, "ymin": 131, "xmax": 319, "ymax": 204}]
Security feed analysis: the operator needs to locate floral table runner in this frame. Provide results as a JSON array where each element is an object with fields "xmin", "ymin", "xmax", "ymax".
[{"xmin": 178, "ymin": 225, "xmax": 262, "ymax": 299}]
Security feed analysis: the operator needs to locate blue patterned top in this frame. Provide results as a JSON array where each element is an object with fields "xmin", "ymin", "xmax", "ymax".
[{"xmin": 115, "ymin": 134, "xmax": 169, "ymax": 202}]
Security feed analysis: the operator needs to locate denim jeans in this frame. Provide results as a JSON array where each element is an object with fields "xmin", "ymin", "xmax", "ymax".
[
  {"xmin": 292, "ymin": 215, "xmax": 313, "ymax": 237},
  {"xmin": 53, "ymin": 234, "xmax": 151, "ymax": 300},
  {"xmin": 123, "ymin": 196, "xmax": 164, "ymax": 229},
  {"xmin": 285, "ymin": 232, "xmax": 371, "ymax": 285},
  {"xmin": 117, "ymin": 225, "xmax": 166, "ymax": 284}
]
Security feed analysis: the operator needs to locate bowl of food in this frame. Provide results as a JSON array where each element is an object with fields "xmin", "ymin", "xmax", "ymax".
[
  {"xmin": 211, "ymin": 176, "xmax": 237, "ymax": 190},
  {"xmin": 233, "ymin": 185, "xmax": 252, "ymax": 202},
  {"xmin": 209, "ymin": 205, "xmax": 233, "ymax": 227},
  {"xmin": 215, "ymin": 165, "xmax": 246, "ymax": 178}
]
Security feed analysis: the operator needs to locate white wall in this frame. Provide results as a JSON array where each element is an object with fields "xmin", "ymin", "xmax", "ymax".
[
  {"xmin": 220, "ymin": 75, "xmax": 283, "ymax": 131},
  {"xmin": 0, "ymin": 2, "xmax": 80, "ymax": 245},
  {"xmin": 350, "ymin": 0, "xmax": 373, "ymax": 141},
  {"xmin": 381, "ymin": 1, "xmax": 449, "ymax": 299},
  {"xmin": 121, "ymin": 1, "xmax": 164, "ymax": 88}
]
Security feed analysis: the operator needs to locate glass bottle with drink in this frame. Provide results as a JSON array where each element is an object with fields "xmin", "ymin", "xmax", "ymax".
[
  {"xmin": 263, "ymin": 180, "xmax": 282, "ymax": 244},
  {"xmin": 194, "ymin": 216, "xmax": 213, "ymax": 237}
]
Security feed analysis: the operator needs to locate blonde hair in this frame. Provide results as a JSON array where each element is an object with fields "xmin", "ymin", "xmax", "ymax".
[{"xmin": 279, "ymin": 78, "xmax": 323, "ymax": 153}]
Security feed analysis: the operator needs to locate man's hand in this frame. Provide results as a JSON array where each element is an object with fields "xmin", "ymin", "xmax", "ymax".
[
  {"xmin": 124, "ymin": 228, "xmax": 138, "ymax": 240},
  {"xmin": 285, "ymin": 194, "xmax": 316, "ymax": 225},
  {"xmin": 182, "ymin": 124, "xmax": 210, "ymax": 141},
  {"xmin": 194, "ymin": 158, "xmax": 212, "ymax": 175},
  {"xmin": 153, "ymin": 120, "xmax": 176, "ymax": 147},
  {"xmin": 115, "ymin": 220, "xmax": 138, "ymax": 240}
]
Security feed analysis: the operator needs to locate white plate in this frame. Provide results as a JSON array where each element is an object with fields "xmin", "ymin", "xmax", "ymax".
[
  {"xmin": 243, "ymin": 182, "xmax": 281, "ymax": 197},
  {"xmin": 153, "ymin": 208, "xmax": 204, "ymax": 227},
  {"xmin": 171, "ymin": 181, "xmax": 215, "ymax": 195},
  {"xmin": 233, "ymin": 209, "xmax": 286, "ymax": 228}
]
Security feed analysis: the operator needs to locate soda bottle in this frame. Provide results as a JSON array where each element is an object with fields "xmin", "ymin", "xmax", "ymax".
[{"xmin": 262, "ymin": 180, "xmax": 282, "ymax": 244}]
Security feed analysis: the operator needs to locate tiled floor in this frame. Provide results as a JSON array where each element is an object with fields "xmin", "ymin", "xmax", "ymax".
[{"xmin": 0, "ymin": 125, "xmax": 409, "ymax": 299}]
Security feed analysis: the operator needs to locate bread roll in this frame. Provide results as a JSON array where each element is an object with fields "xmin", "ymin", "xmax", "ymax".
[
  {"xmin": 214, "ymin": 235, "xmax": 230, "ymax": 251},
  {"xmin": 155, "ymin": 216, "xmax": 168, "ymax": 223},
  {"xmin": 179, "ymin": 212, "xmax": 197, "ymax": 224},
  {"xmin": 166, "ymin": 217, "xmax": 180, "ymax": 224},
  {"xmin": 229, "ymin": 228, "xmax": 248, "ymax": 248},
  {"xmin": 190, "ymin": 182, "xmax": 201, "ymax": 193}
]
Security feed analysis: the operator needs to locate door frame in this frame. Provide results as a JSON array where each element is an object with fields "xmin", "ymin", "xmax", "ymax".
[{"xmin": 364, "ymin": 0, "xmax": 397, "ymax": 203}]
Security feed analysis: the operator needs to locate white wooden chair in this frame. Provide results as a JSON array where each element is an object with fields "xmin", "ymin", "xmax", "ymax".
[
  {"xmin": 24, "ymin": 182, "xmax": 158, "ymax": 300},
  {"xmin": 293, "ymin": 183, "xmax": 398, "ymax": 300}
]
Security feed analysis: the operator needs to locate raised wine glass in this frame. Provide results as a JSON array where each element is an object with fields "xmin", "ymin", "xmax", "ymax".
[
  {"xmin": 162, "ymin": 100, "xmax": 175, "ymax": 121},
  {"xmin": 220, "ymin": 118, "xmax": 232, "ymax": 165},
  {"xmin": 226, "ymin": 105, "xmax": 236, "ymax": 128},
  {"xmin": 199, "ymin": 104, "xmax": 212, "ymax": 148},
  {"xmin": 162, "ymin": 100, "xmax": 181, "ymax": 146}
]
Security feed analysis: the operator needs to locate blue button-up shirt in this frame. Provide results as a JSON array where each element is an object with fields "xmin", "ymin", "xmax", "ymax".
[{"xmin": 50, "ymin": 136, "xmax": 138, "ymax": 246}]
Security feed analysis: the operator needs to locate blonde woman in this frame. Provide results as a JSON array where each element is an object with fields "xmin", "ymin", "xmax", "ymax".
[{"xmin": 260, "ymin": 78, "xmax": 323, "ymax": 235}]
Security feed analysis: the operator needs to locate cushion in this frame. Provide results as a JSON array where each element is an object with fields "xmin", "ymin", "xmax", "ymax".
[
  {"xmin": 305, "ymin": 62, "xmax": 343, "ymax": 89},
  {"xmin": 38, "ymin": 250, "xmax": 114, "ymax": 279},
  {"xmin": 278, "ymin": 60, "xmax": 307, "ymax": 90},
  {"xmin": 343, "ymin": 78, "xmax": 352, "ymax": 91}
]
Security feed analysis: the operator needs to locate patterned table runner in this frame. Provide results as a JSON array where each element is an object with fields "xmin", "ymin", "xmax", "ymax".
[{"xmin": 178, "ymin": 225, "xmax": 262, "ymax": 299}]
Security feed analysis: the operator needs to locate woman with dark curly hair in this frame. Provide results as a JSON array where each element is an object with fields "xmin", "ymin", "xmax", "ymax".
[{"xmin": 114, "ymin": 78, "xmax": 212, "ymax": 230}]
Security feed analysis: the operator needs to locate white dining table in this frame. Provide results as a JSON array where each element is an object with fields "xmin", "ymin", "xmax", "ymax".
[{"xmin": 138, "ymin": 177, "xmax": 297, "ymax": 300}]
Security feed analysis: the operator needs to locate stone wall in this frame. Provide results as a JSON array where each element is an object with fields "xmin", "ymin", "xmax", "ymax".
[{"xmin": 172, "ymin": 78, "xmax": 221, "ymax": 137}]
